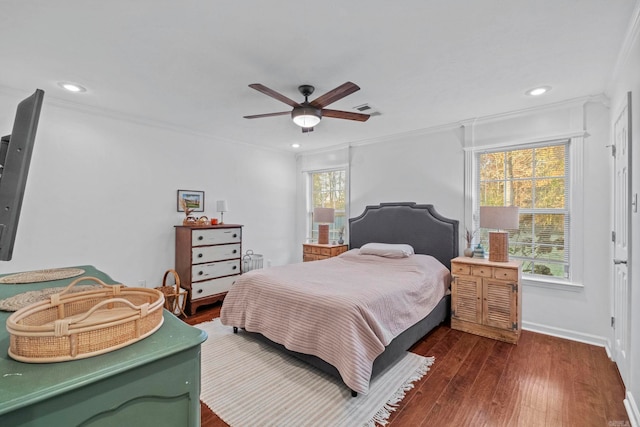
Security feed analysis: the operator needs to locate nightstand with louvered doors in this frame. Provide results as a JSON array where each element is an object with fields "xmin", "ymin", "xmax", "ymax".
[
  {"xmin": 175, "ymin": 224, "xmax": 243, "ymax": 315},
  {"xmin": 450, "ymin": 256, "xmax": 522, "ymax": 344},
  {"xmin": 303, "ymin": 243, "xmax": 348, "ymax": 261}
]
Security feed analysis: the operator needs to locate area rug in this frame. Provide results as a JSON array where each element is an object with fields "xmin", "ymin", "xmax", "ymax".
[{"xmin": 196, "ymin": 319, "xmax": 434, "ymax": 427}]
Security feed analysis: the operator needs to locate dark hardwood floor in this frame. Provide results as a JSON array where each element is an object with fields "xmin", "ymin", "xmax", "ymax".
[{"xmin": 183, "ymin": 303, "xmax": 630, "ymax": 427}]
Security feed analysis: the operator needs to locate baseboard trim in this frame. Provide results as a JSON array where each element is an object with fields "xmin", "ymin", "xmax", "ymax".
[
  {"xmin": 626, "ymin": 390, "xmax": 639, "ymax": 427},
  {"xmin": 522, "ymin": 321, "xmax": 608, "ymax": 348}
]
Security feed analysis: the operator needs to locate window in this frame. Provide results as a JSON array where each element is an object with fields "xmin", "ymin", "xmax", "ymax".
[
  {"xmin": 476, "ymin": 140, "xmax": 570, "ymax": 279},
  {"xmin": 308, "ymin": 168, "xmax": 346, "ymax": 242}
]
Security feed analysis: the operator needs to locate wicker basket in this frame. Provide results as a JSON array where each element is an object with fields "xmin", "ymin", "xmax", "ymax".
[
  {"xmin": 242, "ymin": 249, "xmax": 263, "ymax": 273},
  {"xmin": 6, "ymin": 276, "xmax": 165, "ymax": 363},
  {"xmin": 155, "ymin": 269, "xmax": 187, "ymax": 317},
  {"xmin": 182, "ymin": 216, "xmax": 210, "ymax": 227}
]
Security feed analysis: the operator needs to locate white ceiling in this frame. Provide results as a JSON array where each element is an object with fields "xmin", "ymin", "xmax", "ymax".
[{"xmin": 0, "ymin": 1, "xmax": 636, "ymax": 152}]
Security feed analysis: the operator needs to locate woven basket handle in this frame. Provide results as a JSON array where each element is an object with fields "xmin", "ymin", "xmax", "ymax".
[
  {"xmin": 162, "ymin": 269, "xmax": 181, "ymax": 293},
  {"xmin": 53, "ymin": 298, "xmax": 150, "ymax": 336},
  {"xmin": 50, "ymin": 276, "xmax": 124, "ymax": 306},
  {"xmin": 59, "ymin": 276, "xmax": 118, "ymax": 294}
]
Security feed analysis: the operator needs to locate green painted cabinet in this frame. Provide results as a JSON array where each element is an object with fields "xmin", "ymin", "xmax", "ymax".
[{"xmin": 0, "ymin": 266, "xmax": 207, "ymax": 426}]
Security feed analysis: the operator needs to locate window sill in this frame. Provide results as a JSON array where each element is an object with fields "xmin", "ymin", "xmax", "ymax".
[{"xmin": 522, "ymin": 276, "xmax": 584, "ymax": 292}]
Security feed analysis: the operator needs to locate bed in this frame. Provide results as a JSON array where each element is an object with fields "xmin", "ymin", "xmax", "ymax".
[{"xmin": 220, "ymin": 202, "xmax": 459, "ymax": 395}]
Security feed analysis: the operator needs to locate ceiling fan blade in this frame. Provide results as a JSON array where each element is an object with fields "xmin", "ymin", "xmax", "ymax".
[
  {"xmin": 321, "ymin": 109, "xmax": 370, "ymax": 122},
  {"xmin": 309, "ymin": 82, "xmax": 360, "ymax": 109},
  {"xmin": 248, "ymin": 84, "xmax": 300, "ymax": 108},
  {"xmin": 243, "ymin": 111, "xmax": 290, "ymax": 119}
]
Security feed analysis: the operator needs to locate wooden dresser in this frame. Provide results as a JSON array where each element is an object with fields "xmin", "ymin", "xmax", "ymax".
[
  {"xmin": 0, "ymin": 265, "xmax": 206, "ymax": 426},
  {"xmin": 303, "ymin": 243, "xmax": 348, "ymax": 261},
  {"xmin": 450, "ymin": 256, "xmax": 522, "ymax": 344},
  {"xmin": 175, "ymin": 224, "xmax": 243, "ymax": 315}
]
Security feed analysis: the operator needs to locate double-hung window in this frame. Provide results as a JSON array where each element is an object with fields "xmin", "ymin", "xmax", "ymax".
[
  {"xmin": 307, "ymin": 168, "xmax": 346, "ymax": 242},
  {"xmin": 476, "ymin": 140, "xmax": 570, "ymax": 280}
]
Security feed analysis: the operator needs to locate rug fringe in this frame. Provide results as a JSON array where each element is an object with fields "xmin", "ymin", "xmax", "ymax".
[{"xmin": 365, "ymin": 356, "xmax": 435, "ymax": 427}]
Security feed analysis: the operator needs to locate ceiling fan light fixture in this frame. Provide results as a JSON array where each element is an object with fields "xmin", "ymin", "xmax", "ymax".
[{"xmin": 292, "ymin": 106, "xmax": 321, "ymax": 128}]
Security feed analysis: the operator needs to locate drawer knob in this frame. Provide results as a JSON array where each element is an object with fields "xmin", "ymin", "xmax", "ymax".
[
  {"xmin": 232, "ymin": 265, "xmax": 237, "ymax": 270},
  {"xmin": 198, "ymin": 271, "xmax": 203, "ymax": 276},
  {"xmin": 233, "ymin": 234, "xmax": 238, "ymax": 238},
  {"xmin": 197, "ymin": 253, "xmax": 203, "ymax": 258},
  {"xmin": 198, "ymin": 236, "xmax": 204, "ymax": 241},
  {"xmin": 233, "ymin": 249, "xmax": 237, "ymax": 254},
  {"xmin": 197, "ymin": 289, "xmax": 203, "ymax": 294}
]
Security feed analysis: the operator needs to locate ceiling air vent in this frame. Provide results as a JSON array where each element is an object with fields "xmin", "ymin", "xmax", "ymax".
[{"xmin": 353, "ymin": 103, "xmax": 381, "ymax": 116}]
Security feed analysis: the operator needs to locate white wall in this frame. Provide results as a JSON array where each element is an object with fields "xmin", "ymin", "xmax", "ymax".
[
  {"xmin": 297, "ymin": 98, "xmax": 612, "ymax": 345},
  {"xmin": 0, "ymin": 89, "xmax": 297, "ymax": 286},
  {"xmin": 463, "ymin": 100, "xmax": 612, "ymax": 345},
  {"xmin": 608, "ymin": 3, "xmax": 640, "ymax": 423},
  {"xmin": 349, "ymin": 128, "xmax": 465, "ymax": 223}
]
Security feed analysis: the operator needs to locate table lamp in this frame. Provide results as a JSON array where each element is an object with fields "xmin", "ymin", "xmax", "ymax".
[
  {"xmin": 313, "ymin": 207, "xmax": 335, "ymax": 245},
  {"xmin": 480, "ymin": 206, "xmax": 519, "ymax": 262},
  {"xmin": 216, "ymin": 200, "xmax": 228, "ymax": 224}
]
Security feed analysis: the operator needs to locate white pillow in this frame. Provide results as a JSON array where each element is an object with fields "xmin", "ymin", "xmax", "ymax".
[{"xmin": 359, "ymin": 243, "xmax": 415, "ymax": 258}]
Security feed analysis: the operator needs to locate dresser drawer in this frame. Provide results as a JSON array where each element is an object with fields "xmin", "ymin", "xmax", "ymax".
[
  {"xmin": 451, "ymin": 263, "xmax": 470, "ymax": 275},
  {"xmin": 191, "ymin": 275, "xmax": 238, "ymax": 300},
  {"xmin": 494, "ymin": 267, "xmax": 518, "ymax": 281},
  {"xmin": 192, "ymin": 260, "xmax": 240, "ymax": 280},
  {"xmin": 471, "ymin": 265, "xmax": 492, "ymax": 278},
  {"xmin": 192, "ymin": 228, "xmax": 241, "ymax": 246},
  {"xmin": 192, "ymin": 243, "xmax": 241, "ymax": 263},
  {"xmin": 319, "ymin": 247, "xmax": 333, "ymax": 256}
]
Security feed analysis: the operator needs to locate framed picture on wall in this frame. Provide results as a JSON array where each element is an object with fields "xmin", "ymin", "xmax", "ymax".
[{"xmin": 177, "ymin": 190, "xmax": 205, "ymax": 212}]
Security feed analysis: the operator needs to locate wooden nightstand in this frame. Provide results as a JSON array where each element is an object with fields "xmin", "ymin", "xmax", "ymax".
[
  {"xmin": 450, "ymin": 256, "xmax": 522, "ymax": 344},
  {"xmin": 303, "ymin": 243, "xmax": 348, "ymax": 262}
]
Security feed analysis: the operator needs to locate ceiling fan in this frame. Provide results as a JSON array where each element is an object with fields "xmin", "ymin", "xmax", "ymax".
[{"xmin": 243, "ymin": 82, "xmax": 370, "ymax": 133}]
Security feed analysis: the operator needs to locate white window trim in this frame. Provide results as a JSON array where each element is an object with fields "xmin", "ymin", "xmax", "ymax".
[
  {"xmin": 464, "ymin": 132, "xmax": 586, "ymax": 290},
  {"xmin": 304, "ymin": 165, "xmax": 349, "ymax": 242}
]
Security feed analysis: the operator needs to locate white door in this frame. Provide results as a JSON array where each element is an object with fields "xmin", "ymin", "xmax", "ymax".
[{"xmin": 612, "ymin": 91, "xmax": 631, "ymax": 388}]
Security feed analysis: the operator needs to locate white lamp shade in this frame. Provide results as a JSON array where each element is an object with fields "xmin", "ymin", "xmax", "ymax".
[
  {"xmin": 480, "ymin": 206, "xmax": 519, "ymax": 230},
  {"xmin": 313, "ymin": 207, "xmax": 335, "ymax": 223},
  {"xmin": 216, "ymin": 200, "xmax": 228, "ymax": 213}
]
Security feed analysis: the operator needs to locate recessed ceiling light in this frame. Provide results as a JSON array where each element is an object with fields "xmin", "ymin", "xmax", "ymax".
[
  {"xmin": 58, "ymin": 82, "xmax": 87, "ymax": 93},
  {"xmin": 525, "ymin": 86, "xmax": 551, "ymax": 96},
  {"xmin": 291, "ymin": 143, "xmax": 301, "ymax": 148}
]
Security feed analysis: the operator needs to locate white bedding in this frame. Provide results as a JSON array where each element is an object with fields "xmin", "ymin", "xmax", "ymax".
[{"xmin": 219, "ymin": 249, "xmax": 449, "ymax": 394}]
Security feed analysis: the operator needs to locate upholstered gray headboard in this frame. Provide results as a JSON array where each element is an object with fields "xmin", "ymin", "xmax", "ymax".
[{"xmin": 349, "ymin": 202, "xmax": 459, "ymax": 270}]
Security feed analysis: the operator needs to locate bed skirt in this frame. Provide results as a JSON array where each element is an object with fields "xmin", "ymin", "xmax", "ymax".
[{"xmin": 245, "ymin": 294, "xmax": 451, "ymax": 391}]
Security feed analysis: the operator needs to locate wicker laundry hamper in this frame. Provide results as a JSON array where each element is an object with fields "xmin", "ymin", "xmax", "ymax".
[
  {"xmin": 155, "ymin": 269, "xmax": 188, "ymax": 317},
  {"xmin": 6, "ymin": 276, "xmax": 165, "ymax": 363}
]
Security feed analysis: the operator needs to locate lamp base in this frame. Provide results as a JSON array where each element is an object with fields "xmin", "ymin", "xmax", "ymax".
[
  {"xmin": 489, "ymin": 231, "xmax": 509, "ymax": 262},
  {"xmin": 318, "ymin": 224, "xmax": 329, "ymax": 245}
]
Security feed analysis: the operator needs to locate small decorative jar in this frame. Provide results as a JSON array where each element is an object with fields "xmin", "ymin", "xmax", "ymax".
[{"xmin": 473, "ymin": 243, "xmax": 485, "ymax": 258}]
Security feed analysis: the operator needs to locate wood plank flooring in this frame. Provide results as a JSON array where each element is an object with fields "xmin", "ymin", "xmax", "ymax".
[{"xmin": 183, "ymin": 303, "xmax": 630, "ymax": 427}]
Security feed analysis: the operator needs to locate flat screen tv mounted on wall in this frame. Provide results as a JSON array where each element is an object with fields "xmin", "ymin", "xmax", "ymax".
[{"xmin": 0, "ymin": 89, "xmax": 44, "ymax": 261}]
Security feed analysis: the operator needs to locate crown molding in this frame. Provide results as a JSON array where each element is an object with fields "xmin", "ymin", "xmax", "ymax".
[
  {"xmin": 298, "ymin": 95, "xmax": 607, "ymax": 157},
  {"xmin": 610, "ymin": 0, "xmax": 640, "ymax": 84},
  {"xmin": 458, "ymin": 94, "xmax": 608, "ymax": 127},
  {"xmin": 0, "ymin": 84, "xmax": 288, "ymax": 155}
]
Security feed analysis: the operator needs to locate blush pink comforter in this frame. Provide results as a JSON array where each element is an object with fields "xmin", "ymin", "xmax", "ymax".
[{"xmin": 219, "ymin": 249, "xmax": 449, "ymax": 394}]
